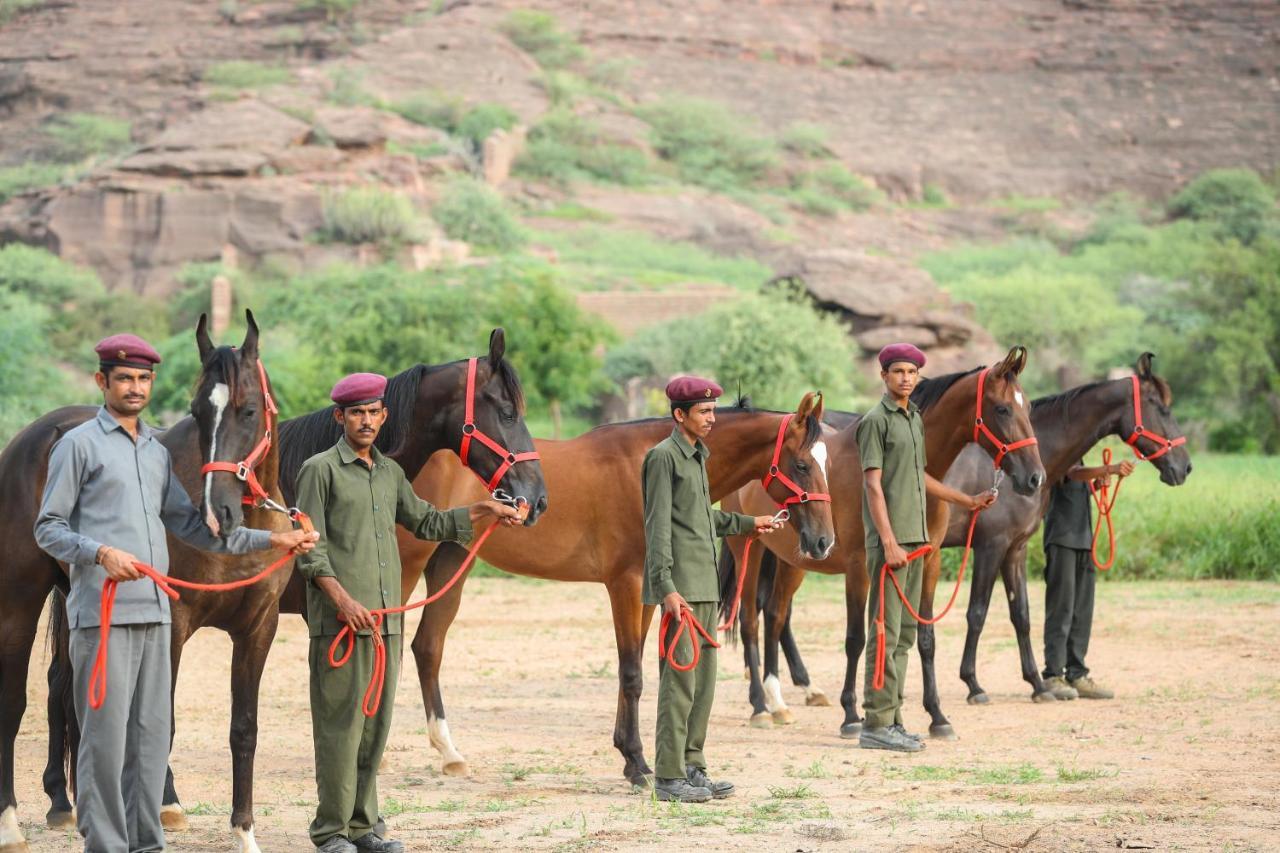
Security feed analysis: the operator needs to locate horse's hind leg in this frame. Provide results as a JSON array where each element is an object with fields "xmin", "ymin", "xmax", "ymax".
[
  {"xmin": 42, "ymin": 591, "xmax": 75, "ymax": 830},
  {"xmin": 838, "ymin": 562, "xmax": 869, "ymax": 739},
  {"xmin": 740, "ymin": 549, "xmax": 772, "ymax": 729},
  {"xmin": 410, "ymin": 544, "xmax": 470, "ymax": 777},
  {"xmin": 959, "ymin": 543, "xmax": 1002, "ymax": 705},
  {"xmin": 606, "ymin": 573, "xmax": 653, "ymax": 787},
  {"xmin": 774, "ymin": 564, "xmax": 828, "ymax": 707},
  {"xmin": 1001, "ymin": 545, "xmax": 1053, "ymax": 702},
  {"xmin": 227, "ymin": 609, "xmax": 279, "ymax": 853},
  {"xmin": 0, "ymin": 598, "xmax": 43, "ymax": 853},
  {"xmin": 159, "ymin": 620, "xmax": 193, "ymax": 833}
]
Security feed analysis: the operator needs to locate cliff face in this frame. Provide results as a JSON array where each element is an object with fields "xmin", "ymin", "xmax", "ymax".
[{"xmin": 0, "ymin": 0, "xmax": 1275, "ymax": 367}]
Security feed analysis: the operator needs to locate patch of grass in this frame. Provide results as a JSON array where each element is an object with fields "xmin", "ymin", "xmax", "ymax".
[
  {"xmin": 532, "ymin": 202, "xmax": 614, "ymax": 222},
  {"xmin": 990, "ymin": 194, "xmax": 1062, "ymax": 213},
  {"xmin": 767, "ymin": 783, "xmax": 816, "ymax": 799},
  {"xmin": 501, "ymin": 9, "xmax": 585, "ymax": 70},
  {"xmin": 778, "ymin": 122, "xmax": 832, "ymax": 159},
  {"xmin": 319, "ymin": 187, "xmax": 423, "ymax": 245},
  {"xmin": 298, "ymin": 0, "xmax": 359, "ymax": 21},
  {"xmin": 204, "ymin": 60, "xmax": 291, "ymax": 90},
  {"xmin": 787, "ymin": 759, "xmax": 829, "ymax": 779},
  {"xmin": 183, "ymin": 802, "xmax": 223, "ymax": 816},
  {"xmin": 638, "ymin": 97, "xmax": 777, "ymax": 191},
  {"xmin": 0, "ymin": 0, "xmax": 43, "ymax": 23},
  {"xmin": 380, "ymin": 796, "xmax": 414, "ymax": 817},
  {"xmin": 389, "ymin": 94, "xmax": 516, "ymax": 147},
  {"xmin": 920, "ymin": 182, "xmax": 950, "ymax": 208},
  {"xmin": 454, "ymin": 102, "xmax": 518, "ymax": 147},
  {"xmin": 45, "ymin": 113, "xmax": 132, "ymax": 163},
  {"xmin": 1056, "ymin": 765, "xmax": 1118, "ymax": 783},
  {"xmin": 788, "ymin": 162, "xmax": 881, "ymax": 216},
  {"xmin": 882, "ymin": 764, "xmax": 964, "ymax": 782},
  {"xmin": 327, "ymin": 67, "xmax": 375, "ymax": 106},
  {"xmin": 424, "ymin": 798, "xmax": 467, "ymax": 813},
  {"xmin": 0, "ymin": 162, "xmax": 71, "ymax": 202},
  {"xmin": 386, "ymin": 139, "xmax": 452, "ymax": 160},
  {"xmin": 431, "ymin": 178, "xmax": 526, "ymax": 253},
  {"xmin": 971, "ymin": 762, "xmax": 1044, "ymax": 785},
  {"xmin": 516, "ymin": 110, "xmax": 651, "ymax": 187}
]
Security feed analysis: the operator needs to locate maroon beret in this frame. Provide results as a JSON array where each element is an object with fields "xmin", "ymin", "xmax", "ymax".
[
  {"xmin": 877, "ymin": 342, "xmax": 927, "ymax": 370},
  {"xmin": 331, "ymin": 372, "xmax": 388, "ymax": 406},
  {"xmin": 95, "ymin": 334, "xmax": 161, "ymax": 370},
  {"xmin": 665, "ymin": 375, "xmax": 724, "ymax": 404}
]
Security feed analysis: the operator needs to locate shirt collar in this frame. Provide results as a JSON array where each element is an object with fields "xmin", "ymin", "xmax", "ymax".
[
  {"xmin": 335, "ymin": 437, "xmax": 385, "ymax": 468},
  {"xmin": 669, "ymin": 426, "xmax": 710, "ymax": 460},
  {"xmin": 95, "ymin": 405, "xmax": 154, "ymax": 441},
  {"xmin": 879, "ymin": 394, "xmax": 919, "ymax": 416}
]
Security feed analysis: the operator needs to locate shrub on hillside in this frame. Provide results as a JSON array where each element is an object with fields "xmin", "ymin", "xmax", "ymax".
[
  {"xmin": 45, "ymin": 113, "xmax": 132, "ymax": 163},
  {"xmin": 516, "ymin": 110, "xmax": 650, "ymax": 187},
  {"xmin": 455, "ymin": 102, "xmax": 518, "ymax": 147},
  {"xmin": 0, "ymin": 290, "xmax": 77, "ymax": 444},
  {"xmin": 1168, "ymin": 168, "xmax": 1276, "ymax": 244},
  {"xmin": 638, "ymin": 97, "xmax": 777, "ymax": 191},
  {"xmin": 0, "ymin": 162, "xmax": 68, "ymax": 203},
  {"xmin": 203, "ymin": 61, "xmax": 291, "ymax": 90},
  {"xmin": 778, "ymin": 123, "xmax": 832, "ymax": 159},
  {"xmin": 500, "ymin": 10, "xmax": 584, "ymax": 70},
  {"xmin": 320, "ymin": 187, "xmax": 424, "ymax": 245},
  {"xmin": 431, "ymin": 179, "xmax": 525, "ymax": 253}
]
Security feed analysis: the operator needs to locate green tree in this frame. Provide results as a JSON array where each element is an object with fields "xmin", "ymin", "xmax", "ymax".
[{"xmin": 1168, "ymin": 168, "xmax": 1277, "ymax": 245}]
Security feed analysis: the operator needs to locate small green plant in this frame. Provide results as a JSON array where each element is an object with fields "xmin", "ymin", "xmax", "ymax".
[
  {"xmin": 779, "ymin": 123, "xmax": 832, "ymax": 158},
  {"xmin": 44, "ymin": 113, "xmax": 132, "ymax": 163},
  {"xmin": 500, "ymin": 10, "xmax": 584, "ymax": 69},
  {"xmin": 454, "ymin": 102, "xmax": 518, "ymax": 147},
  {"xmin": 183, "ymin": 802, "xmax": 223, "ymax": 816},
  {"xmin": 431, "ymin": 178, "xmax": 525, "ymax": 252},
  {"xmin": 320, "ymin": 186, "xmax": 423, "ymax": 245},
  {"xmin": 0, "ymin": 0, "xmax": 43, "ymax": 22},
  {"xmin": 639, "ymin": 97, "xmax": 777, "ymax": 191},
  {"xmin": 298, "ymin": 0, "xmax": 359, "ymax": 21},
  {"xmin": 203, "ymin": 61, "xmax": 291, "ymax": 90},
  {"xmin": 0, "ymin": 162, "xmax": 70, "ymax": 202},
  {"xmin": 790, "ymin": 162, "xmax": 880, "ymax": 216},
  {"xmin": 766, "ymin": 783, "xmax": 816, "ymax": 799},
  {"xmin": 327, "ymin": 67, "xmax": 375, "ymax": 106},
  {"xmin": 921, "ymin": 182, "xmax": 949, "ymax": 207},
  {"xmin": 390, "ymin": 90, "xmax": 465, "ymax": 131},
  {"xmin": 971, "ymin": 762, "xmax": 1044, "ymax": 785},
  {"xmin": 1056, "ymin": 764, "xmax": 1119, "ymax": 783},
  {"xmin": 1168, "ymin": 167, "xmax": 1276, "ymax": 244},
  {"xmin": 516, "ymin": 110, "xmax": 650, "ymax": 187}
]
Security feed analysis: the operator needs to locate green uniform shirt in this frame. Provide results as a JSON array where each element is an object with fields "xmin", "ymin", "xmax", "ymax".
[
  {"xmin": 856, "ymin": 395, "xmax": 928, "ymax": 547},
  {"xmin": 294, "ymin": 439, "xmax": 472, "ymax": 637},
  {"xmin": 642, "ymin": 427, "xmax": 756, "ymax": 605}
]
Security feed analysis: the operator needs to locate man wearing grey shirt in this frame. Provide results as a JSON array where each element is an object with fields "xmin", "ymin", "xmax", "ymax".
[{"xmin": 34, "ymin": 333, "xmax": 316, "ymax": 853}]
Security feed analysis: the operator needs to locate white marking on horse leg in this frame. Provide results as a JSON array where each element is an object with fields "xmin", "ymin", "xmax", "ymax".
[
  {"xmin": 0, "ymin": 806, "xmax": 26, "ymax": 848},
  {"xmin": 762, "ymin": 674, "xmax": 788, "ymax": 714},
  {"xmin": 234, "ymin": 826, "xmax": 261, "ymax": 853},
  {"xmin": 804, "ymin": 683, "xmax": 829, "ymax": 704},
  {"xmin": 428, "ymin": 715, "xmax": 466, "ymax": 770},
  {"xmin": 812, "ymin": 440, "xmax": 829, "ymax": 477},
  {"xmin": 203, "ymin": 383, "xmax": 230, "ymax": 535}
]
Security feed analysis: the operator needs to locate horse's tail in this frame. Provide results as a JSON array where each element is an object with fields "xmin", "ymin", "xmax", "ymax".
[
  {"xmin": 757, "ymin": 546, "xmax": 778, "ymax": 617},
  {"xmin": 45, "ymin": 588, "xmax": 76, "ymax": 798},
  {"xmin": 716, "ymin": 538, "xmax": 739, "ymax": 642}
]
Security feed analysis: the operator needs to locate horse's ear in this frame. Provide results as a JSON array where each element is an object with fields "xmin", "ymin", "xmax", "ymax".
[
  {"xmin": 196, "ymin": 313, "xmax": 214, "ymax": 365},
  {"xmin": 812, "ymin": 391, "xmax": 825, "ymax": 421},
  {"xmin": 1136, "ymin": 351, "xmax": 1155, "ymax": 379},
  {"xmin": 994, "ymin": 345, "xmax": 1028, "ymax": 379},
  {"xmin": 794, "ymin": 391, "xmax": 818, "ymax": 422},
  {"xmin": 240, "ymin": 309, "xmax": 260, "ymax": 361},
  {"xmin": 488, "ymin": 328, "xmax": 506, "ymax": 367}
]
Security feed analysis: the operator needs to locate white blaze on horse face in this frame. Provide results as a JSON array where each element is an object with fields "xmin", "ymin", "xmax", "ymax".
[
  {"xmin": 1014, "ymin": 390, "xmax": 1025, "ymax": 409},
  {"xmin": 0, "ymin": 805, "xmax": 24, "ymax": 847},
  {"xmin": 812, "ymin": 440, "xmax": 829, "ymax": 477},
  {"xmin": 203, "ymin": 382, "xmax": 230, "ymax": 535}
]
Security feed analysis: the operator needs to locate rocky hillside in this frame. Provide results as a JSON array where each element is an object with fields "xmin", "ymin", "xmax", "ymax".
[{"xmin": 0, "ymin": 0, "xmax": 1276, "ymax": 371}]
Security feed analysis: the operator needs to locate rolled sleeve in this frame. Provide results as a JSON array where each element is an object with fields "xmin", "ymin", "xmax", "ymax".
[
  {"xmin": 642, "ymin": 450, "xmax": 678, "ymax": 601},
  {"xmin": 293, "ymin": 460, "xmax": 336, "ymax": 581},
  {"xmin": 35, "ymin": 436, "xmax": 103, "ymax": 566}
]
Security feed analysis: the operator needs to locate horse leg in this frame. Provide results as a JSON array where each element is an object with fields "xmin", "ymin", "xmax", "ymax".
[
  {"xmin": 739, "ymin": 549, "xmax": 771, "ymax": 729},
  {"xmin": 42, "ymin": 591, "xmax": 75, "ymax": 830},
  {"xmin": 159, "ymin": 620, "xmax": 192, "ymax": 832},
  {"xmin": 838, "ymin": 563, "xmax": 868, "ymax": 739},
  {"xmin": 959, "ymin": 543, "xmax": 1003, "ymax": 705},
  {"xmin": 917, "ymin": 550, "xmax": 957, "ymax": 740},
  {"xmin": 1002, "ymin": 544, "xmax": 1053, "ymax": 702},
  {"xmin": 606, "ymin": 574, "xmax": 653, "ymax": 787},
  {"xmin": 409, "ymin": 543, "xmax": 470, "ymax": 777},
  {"xmin": 226, "ymin": 609, "xmax": 278, "ymax": 853},
  {"xmin": 774, "ymin": 564, "xmax": 828, "ymax": 707},
  {"xmin": 0, "ymin": 600, "xmax": 43, "ymax": 853}
]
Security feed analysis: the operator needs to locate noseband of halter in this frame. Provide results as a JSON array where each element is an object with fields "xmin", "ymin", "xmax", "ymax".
[
  {"xmin": 199, "ymin": 358, "xmax": 278, "ymax": 509},
  {"xmin": 1126, "ymin": 374, "xmax": 1186, "ymax": 461},
  {"xmin": 459, "ymin": 357, "xmax": 541, "ymax": 494},
  {"xmin": 761, "ymin": 413, "xmax": 831, "ymax": 510},
  {"xmin": 973, "ymin": 366, "xmax": 1039, "ymax": 470}
]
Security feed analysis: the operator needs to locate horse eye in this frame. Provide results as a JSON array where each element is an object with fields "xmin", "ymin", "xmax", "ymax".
[
  {"xmin": 795, "ymin": 461, "xmax": 809, "ymax": 473},
  {"xmin": 996, "ymin": 405, "xmax": 1011, "ymax": 416}
]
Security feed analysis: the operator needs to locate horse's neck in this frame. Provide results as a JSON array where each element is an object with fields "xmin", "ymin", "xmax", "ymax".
[
  {"xmin": 1033, "ymin": 380, "xmax": 1128, "ymax": 484},
  {"xmin": 388, "ymin": 368, "xmax": 456, "ymax": 481},
  {"xmin": 922, "ymin": 381, "xmax": 979, "ymax": 479},
  {"xmin": 705, "ymin": 413, "xmax": 784, "ymax": 501}
]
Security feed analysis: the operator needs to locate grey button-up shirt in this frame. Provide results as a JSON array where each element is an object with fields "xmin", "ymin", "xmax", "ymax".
[{"xmin": 34, "ymin": 406, "xmax": 272, "ymax": 629}]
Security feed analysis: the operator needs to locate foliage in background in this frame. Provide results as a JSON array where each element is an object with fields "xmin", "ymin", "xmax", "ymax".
[
  {"xmin": 1167, "ymin": 168, "xmax": 1277, "ymax": 245},
  {"xmin": 203, "ymin": 61, "xmax": 291, "ymax": 91},
  {"xmin": 788, "ymin": 163, "xmax": 881, "ymax": 217},
  {"xmin": 0, "ymin": 161, "xmax": 70, "ymax": 203},
  {"xmin": 500, "ymin": 9, "xmax": 584, "ymax": 70},
  {"xmin": 0, "ymin": 290, "xmax": 77, "ymax": 440},
  {"xmin": 516, "ymin": 110, "xmax": 651, "ymax": 187},
  {"xmin": 45, "ymin": 113, "xmax": 132, "ymax": 163},
  {"xmin": 605, "ymin": 285, "xmax": 862, "ymax": 413},
  {"xmin": 431, "ymin": 178, "xmax": 526, "ymax": 252},
  {"xmin": 638, "ymin": 97, "xmax": 777, "ymax": 191},
  {"xmin": 320, "ymin": 186, "xmax": 424, "ymax": 245}
]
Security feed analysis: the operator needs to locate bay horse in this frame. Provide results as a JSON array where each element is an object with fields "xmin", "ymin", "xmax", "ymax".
[
  {"xmin": 33, "ymin": 322, "xmax": 546, "ymax": 852},
  {"xmin": 720, "ymin": 347, "xmax": 1046, "ymax": 739},
  {"xmin": 396, "ymin": 393, "xmax": 836, "ymax": 788}
]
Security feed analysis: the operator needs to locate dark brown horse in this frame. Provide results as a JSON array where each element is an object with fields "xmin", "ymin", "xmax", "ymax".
[
  {"xmin": 33, "ymin": 324, "xmax": 546, "ymax": 852},
  {"xmin": 395, "ymin": 394, "xmax": 836, "ymax": 788},
  {"xmin": 720, "ymin": 348, "xmax": 1046, "ymax": 739},
  {"xmin": 736, "ymin": 354, "xmax": 1191, "ymax": 738}
]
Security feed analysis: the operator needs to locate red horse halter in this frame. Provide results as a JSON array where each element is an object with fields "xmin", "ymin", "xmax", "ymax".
[
  {"xmin": 200, "ymin": 359, "xmax": 281, "ymax": 511},
  {"xmin": 459, "ymin": 357, "xmax": 541, "ymax": 495},
  {"xmin": 1125, "ymin": 375, "xmax": 1186, "ymax": 461},
  {"xmin": 760, "ymin": 413, "xmax": 831, "ymax": 513},
  {"xmin": 973, "ymin": 367, "xmax": 1039, "ymax": 470}
]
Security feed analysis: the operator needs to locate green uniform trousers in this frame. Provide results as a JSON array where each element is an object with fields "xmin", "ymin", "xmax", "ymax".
[
  {"xmin": 308, "ymin": 632, "xmax": 401, "ymax": 847},
  {"xmin": 654, "ymin": 601, "xmax": 718, "ymax": 780},
  {"xmin": 862, "ymin": 543, "xmax": 925, "ymax": 729}
]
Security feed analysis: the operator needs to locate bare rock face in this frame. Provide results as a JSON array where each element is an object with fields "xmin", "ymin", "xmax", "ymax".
[{"xmin": 313, "ymin": 106, "xmax": 389, "ymax": 149}]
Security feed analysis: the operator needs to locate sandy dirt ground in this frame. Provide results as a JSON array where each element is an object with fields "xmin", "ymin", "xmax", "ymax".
[{"xmin": 12, "ymin": 575, "xmax": 1280, "ymax": 852}]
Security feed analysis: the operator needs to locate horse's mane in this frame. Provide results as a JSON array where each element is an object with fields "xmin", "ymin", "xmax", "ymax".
[
  {"xmin": 910, "ymin": 366, "xmax": 983, "ymax": 412},
  {"xmin": 194, "ymin": 346, "xmax": 244, "ymax": 405},
  {"xmin": 1032, "ymin": 373, "xmax": 1174, "ymax": 416},
  {"xmin": 591, "ymin": 396, "xmax": 824, "ymax": 452}
]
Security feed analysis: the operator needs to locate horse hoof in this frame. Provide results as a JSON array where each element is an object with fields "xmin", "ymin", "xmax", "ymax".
[
  {"xmin": 1032, "ymin": 690, "xmax": 1058, "ymax": 704},
  {"xmin": 442, "ymin": 760, "xmax": 470, "ymax": 777},
  {"xmin": 772, "ymin": 708, "xmax": 796, "ymax": 726},
  {"xmin": 929, "ymin": 724, "xmax": 958, "ymax": 741},
  {"xmin": 0, "ymin": 805, "xmax": 29, "ymax": 852},
  {"xmin": 160, "ymin": 804, "xmax": 188, "ymax": 831},
  {"xmin": 805, "ymin": 689, "xmax": 831, "ymax": 707},
  {"xmin": 0, "ymin": 843, "xmax": 30, "ymax": 853},
  {"xmin": 45, "ymin": 809, "xmax": 75, "ymax": 831},
  {"xmin": 966, "ymin": 692, "xmax": 990, "ymax": 705},
  {"xmin": 749, "ymin": 712, "xmax": 773, "ymax": 729},
  {"xmin": 839, "ymin": 721, "xmax": 862, "ymax": 740}
]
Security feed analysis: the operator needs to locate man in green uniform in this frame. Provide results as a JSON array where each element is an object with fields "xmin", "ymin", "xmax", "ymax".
[
  {"xmin": 643, "ymin": 375, "xmax": 782, "ymax": 803},
  {"xmin": 857, "ymin": 344, "xmax": 997, "ymax": 753},
  {"xmin": 294, "ymin": 372, "xmax": 521, "ymax": 853},
  {"xmin": 1041, "ymin": 456, "xmax": 1134, "ymax": 700}
]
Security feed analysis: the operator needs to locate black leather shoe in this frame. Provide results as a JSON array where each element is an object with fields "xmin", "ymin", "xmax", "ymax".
[
  {"xmin": 686, "ymin": 765, "xmax": 735, "ymax": 799},
  {"xmin": 654, "ymin": 777, "xmax": 712, "ymax": 803},
  {"xmin": 352, "ymin": 832, "xmax": 404, "ymax": 853}
]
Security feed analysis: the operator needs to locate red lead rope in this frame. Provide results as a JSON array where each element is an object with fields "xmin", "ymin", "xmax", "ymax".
[
  {"xmin": 89, "ymin": 511, "xmax": 314, "ymax": 710},
  {"xmin": 1087, "ymin": 448, "xmax": 1124, "ymax": 571},
  {"xmin": 659, "ymin": 607, "xmax": 721, "ymax": 672}
]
